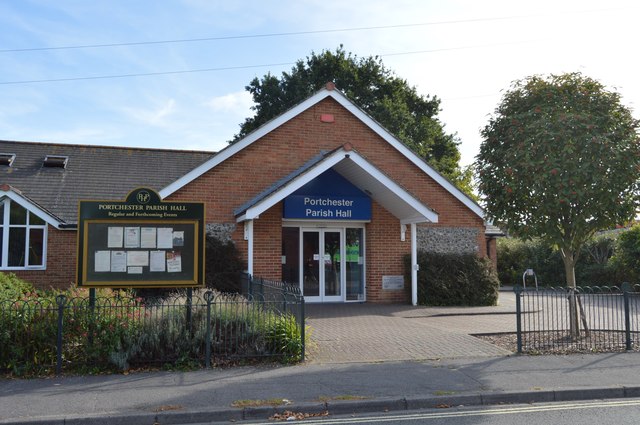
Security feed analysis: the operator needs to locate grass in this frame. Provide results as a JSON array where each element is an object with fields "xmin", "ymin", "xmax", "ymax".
[
  {"xmin": 231, "ymin": 398, "xmax": 289, "ymax": 408},
  {"xmin": 433, "ymin": 390, "xmax": 457, "ymax": 396}
]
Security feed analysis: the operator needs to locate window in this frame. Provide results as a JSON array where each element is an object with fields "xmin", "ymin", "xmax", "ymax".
[
  {"xmin": 0, "ymin": 198, "xmax": 47, "ymax": 269},
  {"xmin": 0, "ymin": 153, "xmax": 15, "ymax": 167},
  {"xmin": 43, "ymin": 155, "xmax": 68, "ymax": 168}
]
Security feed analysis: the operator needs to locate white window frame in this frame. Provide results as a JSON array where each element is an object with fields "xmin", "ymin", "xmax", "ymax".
[{"xmin": 0, "ymin": 198, "xmax": 48, "ymax": 270}]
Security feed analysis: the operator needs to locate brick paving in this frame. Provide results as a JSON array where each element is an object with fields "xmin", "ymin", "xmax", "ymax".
[{"xmin": 306, "ymin": 291, "xmax": 516, "ymax": 363}]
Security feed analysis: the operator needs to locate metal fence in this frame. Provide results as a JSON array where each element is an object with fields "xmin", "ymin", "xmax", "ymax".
[
  {"xmin": 515, "ymin": 283, "xmax": 640, "ymax": 353},
  {"xmin": 0, "ymin": 276, "xmax": 305, "ymax": 375}
]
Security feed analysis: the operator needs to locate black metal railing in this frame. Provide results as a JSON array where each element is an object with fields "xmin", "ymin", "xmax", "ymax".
[
  {"xmin": 515, "ymin": 283, "xmax": 640, "ymax": 353},
  {"xmin": 0, "ymin": 278, "xmax": 305, "ymax": 376}
]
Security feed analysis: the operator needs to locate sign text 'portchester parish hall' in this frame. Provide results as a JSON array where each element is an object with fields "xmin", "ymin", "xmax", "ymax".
[
  {"xmin": 97, "ymin": 202, "xmax": 188, "ymax": 219},
  {"xmin": 284, "ymin": 195, "xmax": 371, "ymax": 220},
  {"xmin": 282, "ymin": 169, "xmax": 372, "ymax": 221}
]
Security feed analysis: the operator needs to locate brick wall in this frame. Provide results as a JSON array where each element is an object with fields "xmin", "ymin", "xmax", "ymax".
[
  {"xmin": 253, "ymin": 203, "xmax": 283, "ymax": 279},
  {"xmin": 165, "ymin": 96, "xmax": 487, "ymax": 303},
  {"xmin": 365, "ymin": 202, "xmax": 411, "ymax": 303}
]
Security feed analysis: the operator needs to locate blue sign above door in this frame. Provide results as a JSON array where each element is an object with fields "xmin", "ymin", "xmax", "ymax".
[{"xmin": 283, "ymin": 169, "xmax": 372, "ymax": 220}]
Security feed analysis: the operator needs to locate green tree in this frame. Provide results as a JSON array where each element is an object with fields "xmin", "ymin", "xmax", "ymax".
[
  {"xmin": 477, "ymin": 73, "xmax": 640, "ymax": 288},
  {"xmin": 233, "ymin": 46, "xmax": 472, "ymax": 195},
  {"xmin": 477, "ymin": 73, "xmax": 640, "ymax": 334}
]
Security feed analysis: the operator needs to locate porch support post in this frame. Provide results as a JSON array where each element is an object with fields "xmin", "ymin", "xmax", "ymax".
[
  {"xmin": 244, "ymin": 219, "xmax": 254, "ymax": 275},
  {"xmin": 411, "ymin": 222, "xmax": 418, "ymax": 306}
]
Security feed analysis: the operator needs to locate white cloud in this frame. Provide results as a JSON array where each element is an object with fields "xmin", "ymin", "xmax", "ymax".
[
  {"xmin": 122, "ymin": 99, "xmax": 177, "ymax": 127},
  {"xmin": 205, "ymin": 91, "xmax": 254, "ymax": 116}
]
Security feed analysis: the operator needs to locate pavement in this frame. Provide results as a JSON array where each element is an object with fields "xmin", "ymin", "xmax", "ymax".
[{"xmin": 3, "ymin": 290, "xmax": 640, "ymax": 424}]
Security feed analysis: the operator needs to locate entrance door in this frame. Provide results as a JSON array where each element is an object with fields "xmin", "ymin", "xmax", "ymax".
[{"xmin": 301, "ymin": 229, "xmax": 343, "ymax": 302}]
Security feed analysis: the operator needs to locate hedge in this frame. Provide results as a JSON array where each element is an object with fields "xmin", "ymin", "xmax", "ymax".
[
  {"xmin": 496, "ymin": 232, "xmax": 623, "ymax": 287},
  {"xmin": 406, "ymin": 252, "xmax": 499, "ymax": 306}
]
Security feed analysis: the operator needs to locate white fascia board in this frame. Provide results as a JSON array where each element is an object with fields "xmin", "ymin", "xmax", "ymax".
[
  {"xmin": 401, "ymin": 217, "xmax": 430, "ymax": 225},
  {"xmin": 0, "ymin": 190, "xmax": 63, "ymax": 228},
  {"xmin": 328, "ymin": 91, "xmax": 485, "ymax": 220},
  {"xmin": 239, "ymin": 152, "xmax": 345, "ymax": 222},
  {"xmin": 348, "ymin": 154, "xmax": 439, "ymax": 224},
  {"xmin": 160, "ymin": 90, "xmax": 334, "ymax": 199}
]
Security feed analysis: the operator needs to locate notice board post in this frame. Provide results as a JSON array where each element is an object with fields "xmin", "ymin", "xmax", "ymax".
[{"xmin": 77, "ymin": 188, "xmax": 205, "ymax": 289}]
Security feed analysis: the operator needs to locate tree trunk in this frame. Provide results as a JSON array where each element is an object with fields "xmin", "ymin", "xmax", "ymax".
[{"xmin": 561, "ymin": 249, "xmax": 580, "ymax": 339}]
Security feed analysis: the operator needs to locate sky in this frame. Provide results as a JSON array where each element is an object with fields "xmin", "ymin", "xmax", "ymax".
[{"xmin": 1, "ymin": 0, "xmax": 639, "ymax": 167}]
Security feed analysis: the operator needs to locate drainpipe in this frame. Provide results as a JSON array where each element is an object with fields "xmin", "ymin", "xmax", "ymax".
[
  {"xmin": 411, "ymin": 222, "xmax": 418, "ymax": 306},
  {"xmin": 244, "ymin": 220, "xmax": 254, "ymax": 275}
]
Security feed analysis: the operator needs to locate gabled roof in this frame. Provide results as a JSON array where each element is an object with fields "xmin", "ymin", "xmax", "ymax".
[
  {"xmin": 159, "ymin": 85, "xmax": 484, "ymax": 220},
  {"xmin": 0, "ymin": 140, "xmax": 213, "ymax": 227},
  {"xmin": 235, "ymin": 146, "xmax": 439, "ymax": 225},
  {"xmin": 0, "ymin": 184, "xmax": 64, "ymax": 228}
]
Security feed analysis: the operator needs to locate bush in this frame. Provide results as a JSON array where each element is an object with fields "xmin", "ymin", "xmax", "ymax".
[
  {"xmin": 497, "ymin": 233, "xmax": 622, "ymax": 287},
  {"xmin": 611, "ymin": 225, "xmax": 640, "ymax": 284},
  {"xmin": 0, "ymin": 273, "xmax": 35, "ymax": 300},
  {"xmin": 204, "ymin": 234, "xmax": 245, "ymax": 293},
  {"xmin": 406, "ymin": 252, "xmax": 499, "ymax": 306},
  {"xmin": 576, "ymin": 233, "xmax": 621, "ymax": 285},
  {"xmin": 0, "ymin": 287, "xmax": 145, "ymax": 375},
  {"xmin": 496, "ymin": 238, "xmax": 563, "ymax": 286},
  {"xmin": 1, "ymin": 286, "xmax": 305, "ymax": 376},
  {"xmin": 264, "ymin": 313, "xmax": 306, "ymax": 362}
]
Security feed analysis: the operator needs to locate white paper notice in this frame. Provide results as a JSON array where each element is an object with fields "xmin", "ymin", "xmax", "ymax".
[
  {"xmin": 110, "ymin": 251, "xmax": 127, "ymax": 272},
  {"xmin": 127, "ymin": 266, "xmax": 143, "ymax": 274},
  {"xmin": 140, "ymin": 227, "xmax": 157, "ymax": 248},
  {"xmin": 149, "ymin": 250, "xmax": 166, "ymax": 272},
  {"xmin": 157, "ymin": 228, "xmax": 173, "ymax": 249},
  {"xmin": 172, "ymin": 231, "xmax": 185, "ymax": 247},
  {"xmin": 94, "ymin": 250, "xmax": 111, "ymax": 272},
  {"xmin": 127, "ymin": 251, "xmax": 149, "ymax": 267},
  {"xmin": 124, "ymin": 227, "xmax": 140, "ymax": 248},
  {"xmin": 107, "ymin": 227, "xmax": 124, "ymax": 248},
  {"xmin": 166, "ymin": 252, "xmax": 182, "ymax": 273}
]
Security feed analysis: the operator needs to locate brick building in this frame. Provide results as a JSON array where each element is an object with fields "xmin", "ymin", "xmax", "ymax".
[{"xmin": 0, "ymin": 85, "xmax": 498, "ymax": 304}]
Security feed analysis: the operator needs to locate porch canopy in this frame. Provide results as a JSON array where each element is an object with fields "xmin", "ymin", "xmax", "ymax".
[{"xmin": 234, "ymin": 146, "xmax": 438, "ymax": 224}]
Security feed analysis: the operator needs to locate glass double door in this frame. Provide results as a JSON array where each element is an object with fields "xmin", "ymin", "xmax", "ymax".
[
  {"xmin": 302, "ymin": 229, "xmax": 343, "ymax": 303},
  {"xmin": 282, "ymin": 226, "xmax": 365, "ymax": 303}
]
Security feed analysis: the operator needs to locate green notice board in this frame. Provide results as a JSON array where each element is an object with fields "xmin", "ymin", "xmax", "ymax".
[{"xmin": 77, "ymin": 188, "xmax": 205, "ymax": 288}]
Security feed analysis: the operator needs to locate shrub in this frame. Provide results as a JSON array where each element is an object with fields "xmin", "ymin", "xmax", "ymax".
[
  {"xmin": 576, "ymin": 233, "xmax": 621, "ymax": 285},
  {"xmin": 264, "ymin": 313, "xmax": 306, "ymax": 361},
  {"xmin": 611, "ymin": 225, "xmax": 640, "ymax": 284},
  {"xmin": 1, "ymin": 287, "xmax": 305, "ymax": 376},
  {"xmin": 497, "ymin": 233, "xmax": 622, "ymax": 287},
  {"xmin": 204, "ymin": 234, "xmax": 245, "ymax": 293},
  {"xmin": 0, "ymin": 273, "xmax": 35, "ymax": 300},
  {"xmin": 406, "ymin": 252, "xmax": 499, "ymax": 306},
  {"xmin": 496, "ymin": 238, "xmax": 564, "ymax": 286}
]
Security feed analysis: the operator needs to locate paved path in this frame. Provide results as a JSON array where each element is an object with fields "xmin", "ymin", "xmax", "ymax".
[{"xmin": 306, "ymin": 292, "xmax": 517, "ymax": 363}]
